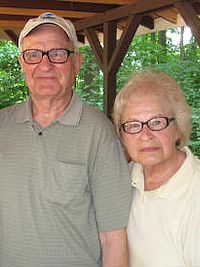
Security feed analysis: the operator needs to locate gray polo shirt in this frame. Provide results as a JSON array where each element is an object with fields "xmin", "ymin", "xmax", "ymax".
[{"xmin": 0, "ymin": 92, "xmax": 131, "ymax": 267}]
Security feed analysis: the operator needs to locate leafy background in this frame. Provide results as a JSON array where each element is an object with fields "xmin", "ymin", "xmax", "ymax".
[{"xmin": 0, "ymin": 27, "xmax": 199, "ymax": 157}]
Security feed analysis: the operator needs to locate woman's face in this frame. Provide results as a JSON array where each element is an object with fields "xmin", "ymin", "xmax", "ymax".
[{"xmin": 121, "ymin": 87, "xmax": 180, "ymax": 168}]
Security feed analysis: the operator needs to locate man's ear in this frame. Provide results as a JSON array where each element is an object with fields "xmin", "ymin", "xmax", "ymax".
[
  {"xmin": 18, "ymin": 54, "xmax": 24, "ymax": 70},
  {"xmin": 74, "ymin": 53, "xmax": 82, "ymax": 75}
]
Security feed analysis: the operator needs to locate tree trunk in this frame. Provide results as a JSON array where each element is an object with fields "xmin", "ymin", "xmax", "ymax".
[
  {"xmin": 158, "ymin": 30, "xmax": 167, "ymax": 63},
  {"xmin": 180, "ymin": 26, "xmax": 185, "ymax": 59}
]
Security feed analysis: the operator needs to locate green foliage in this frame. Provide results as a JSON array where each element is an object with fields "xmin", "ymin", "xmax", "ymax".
[
  {"xmin": 0, "ymin": 41, "xmax": 28, "ymax": 108},
  {"xmin": 0, "ymin": 28, "xmax": 199, "ymax": 157},
  {"xmin": 158, "ymin": 60, "xmax": 200, "ymax": 157},
  {"xmin": 76, "ymin": 46, "xmax": 103, "ymax": 110}
]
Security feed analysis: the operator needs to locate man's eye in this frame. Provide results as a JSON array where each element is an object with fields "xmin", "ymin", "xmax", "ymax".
[
  {"xmin": 51, "ymin": 51, "xmax": 59, "ymax": 57},
  {"xmin": 31, "ymin": 53, "xmax": 39, "ymax": 58},
  {"xmin": 51, "ymin": 50, "xmax": 65, "ymax": 58},
  {"xmin": 27, "ymin": 52, "xmax": 38, "ymax": 58}
]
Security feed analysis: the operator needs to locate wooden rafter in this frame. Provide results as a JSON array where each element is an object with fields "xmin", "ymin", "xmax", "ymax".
[
  {"xmin": 84, "ymin": 27, "xmax": 103, "ymax": 69},
  {"xmin": 175, "ymin": 1, "xmax": 200, "ymax": 44},
  {"xmin": 108, "ymin": 14, "xmax": 143, "ymax": 74},
  {"xmin": 74, "ymin": 0, "xmax": 182, "ymax": 30},
  {"xmin": 0, "ymin": 0, "xmax": 118, "ymax": 13}
]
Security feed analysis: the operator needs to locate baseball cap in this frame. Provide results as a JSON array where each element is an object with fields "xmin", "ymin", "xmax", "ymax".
[{"xmin": 18, "ymin": 12, "xmax": 79, "ymax": 53}]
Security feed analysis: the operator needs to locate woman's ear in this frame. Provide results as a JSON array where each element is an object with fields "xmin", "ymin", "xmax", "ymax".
[{"xmin": 175, "ymin": 125, "xmax": 182, "ymax": 148}]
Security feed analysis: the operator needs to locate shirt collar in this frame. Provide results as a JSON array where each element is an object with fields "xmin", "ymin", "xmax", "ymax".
[
  {"xmin": 157, "ymin": 147, "xmax": 194, "ymax": 200},
  {"xmin": 130, "ymin": 147, "xmax": 194, "ymax": 200},
  {"xmin": 130, "ymin": 162, "xmax": 144, "ymax": 191},
  {"xmin": 16, "ymin": 97, "xmax": 32, "ymax": 123},
  {"xmin": 58, "ymin": 92, "xmax": 83, "ymax": 126},
  {"xmin": 16, "ymin": 91, "xmax": 83, "ymax": 126}
]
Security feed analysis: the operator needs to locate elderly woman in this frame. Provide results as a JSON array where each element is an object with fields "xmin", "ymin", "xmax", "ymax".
[{"xmin": 113, "ymin": 70, "xmax": 200, "ymax": 267}]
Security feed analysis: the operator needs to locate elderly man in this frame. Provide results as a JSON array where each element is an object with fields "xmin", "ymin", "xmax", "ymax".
[{"xmin": 0, "ymin": 13, "xmax": 131, "ymax": 267}]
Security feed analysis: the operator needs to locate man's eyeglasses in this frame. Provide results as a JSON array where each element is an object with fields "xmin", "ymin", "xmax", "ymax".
[
  {"xmin": 21, "ymin": 48, "xmax": 74, "ymax": 64},
  {"xmin": 121, "ymin": 117, "xmax": 175, "ymax": 135}
]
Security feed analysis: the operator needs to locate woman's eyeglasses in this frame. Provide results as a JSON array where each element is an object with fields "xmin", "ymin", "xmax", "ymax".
[{"xmin": 121, "ymin": 116, "xmax": 175, "ymax": 134}]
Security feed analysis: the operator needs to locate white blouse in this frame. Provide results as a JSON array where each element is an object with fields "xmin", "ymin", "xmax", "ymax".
[{"xmin": 128, "ymin": 147, "xmax": 200, "ymax": 267}]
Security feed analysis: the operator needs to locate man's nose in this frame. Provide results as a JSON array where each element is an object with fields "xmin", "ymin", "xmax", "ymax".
[{"xmin": 38, "ymin": 54, "xmax": 52, "ymax": 66}]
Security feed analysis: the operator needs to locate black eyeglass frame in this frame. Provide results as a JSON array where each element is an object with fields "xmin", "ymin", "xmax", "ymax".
[
  {"xmin": 21, "ymin": 48, "xmax": 74, "ymax": 64},
  {"xmin": 121, "ymin": 116, "xmax": 175, "ymax": 135}
]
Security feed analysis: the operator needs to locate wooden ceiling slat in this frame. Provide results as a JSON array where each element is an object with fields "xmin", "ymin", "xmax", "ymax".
[
  {"xmin": 0, "ymin": 0, "xmax": 118, "ymax": 13},
  {"xmin": 0, "ymin": 14, "xmax": 28, "ymax": 21},
  {"xmin": 154, "ymin": 8, "xmax": 177, "ymax": 23},
  {"xmin": 0, "ymin": 7, "xmax": 98, "ymax": 19},
  {"xmin": 74, "ymin": 0, "xmax": 182, "ymax": 31},
  {"xmin": 60, "ymin": 0, "xmax": 138, "ymax": 4},
  {"xmin": 0, "ymin": 20, "xmax": 25, "ymax": 28}
]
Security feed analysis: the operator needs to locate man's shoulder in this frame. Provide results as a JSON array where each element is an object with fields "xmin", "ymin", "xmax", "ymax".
[
  {"xmin": 82, "ymin": 102, "xmax": 113, "ymax": 127},
  {"xmin": 71, "ymin": 92, "xmax": 113, "ymax": 129},
  {"xmin": 0, "ymin": 101, "xmax": 26, "ymax": 121},
  {"xmin": 81, "ymin": 103, "xmax": 118, "ymax": 139}
]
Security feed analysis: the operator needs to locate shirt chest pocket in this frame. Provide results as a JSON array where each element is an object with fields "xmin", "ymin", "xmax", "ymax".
[{"xmin": 43, "ymin": 161, "xmax": 88, "ymax": 206}]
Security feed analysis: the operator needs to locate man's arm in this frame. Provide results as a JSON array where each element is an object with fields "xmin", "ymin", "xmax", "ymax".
[{"xmin": 99, "ymin": 228, "xmax": 129, "ymax": 267}]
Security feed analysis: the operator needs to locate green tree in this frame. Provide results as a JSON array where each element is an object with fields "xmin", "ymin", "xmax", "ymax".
[
  {"xmin": 0, "ymin": 41, "xmax": 28, "ymax": 109},
  {"xmin": 76, "ymin": 46, "xmax": 103, "ymax": 110}
]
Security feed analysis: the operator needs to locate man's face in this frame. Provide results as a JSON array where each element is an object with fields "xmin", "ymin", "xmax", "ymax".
[{"xmin": 18, "ymin": 25, "xmax": 81, "ymax": 101}]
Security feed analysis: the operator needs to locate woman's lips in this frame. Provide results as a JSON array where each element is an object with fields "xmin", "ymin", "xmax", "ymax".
[{"xmin": 140, "ymin": 147, "xmax": 160, "ymax": 152}]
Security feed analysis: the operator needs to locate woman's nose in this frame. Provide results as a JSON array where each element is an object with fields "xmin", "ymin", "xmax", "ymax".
[{"xmin": 140, "ymin": 124, "xmax": 154, "ymax": 139}]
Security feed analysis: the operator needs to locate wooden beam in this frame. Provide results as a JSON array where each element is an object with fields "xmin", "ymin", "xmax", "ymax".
[
  {"xmin": 117, "ymin": 16, "xmax": 154, "ymax": 31},
  {"xmin": 175, "ymin": 1, "xmax": 200, "ymax": 44},
  {"xmin": 192, "ymin": 2, "xmax": 200, "ymax": 14},
  {"xmin": 84, "ymin": 28, "xmax": 103, "ymax": 69},
  {"xmin": 141, "ymin": 16, "xmax": 154, "ymax": 29},
  {"xmin": 103, "ymin": 20, "xmax": 117, "ymax": 72},
  {"xmin": 0, "ymin": 7, "xmax": 97, "ymax": 19},
  {"xmin": 74, "ymin": 0, "xmax": 181, "ymax": 30},
  {"xmin": 4, "ymin": 29, "xmax": 18, "ymax": 44},
  {"xmin": 61, "ymin": 0, "xmax": 138, "ymax": 4},
  {"xmin": 0, "ymin": 1, "xmax": 118, "ymax": 13},
  {"xmin": 108, "ymin": 14, "xmax": 143, "ymax": 74},
  {"xmin": 0, "ymin": 19, "xmax": 25, "ymax": 28},
  {"xmin": 103, "ymin": 20, "xmax": 117, "ymax": 118}
]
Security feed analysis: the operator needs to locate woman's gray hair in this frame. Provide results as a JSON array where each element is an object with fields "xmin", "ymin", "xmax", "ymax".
[{"xmin": 113, "ymin": 69, "xmax": 191, "ymax": 149}]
